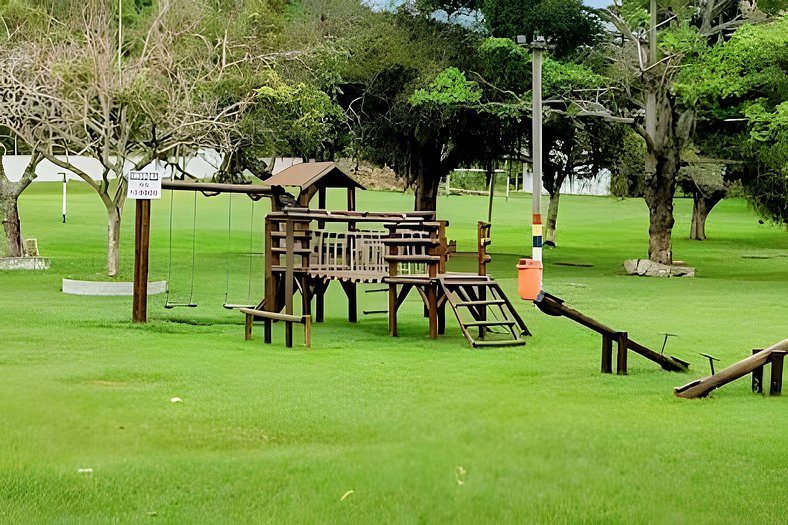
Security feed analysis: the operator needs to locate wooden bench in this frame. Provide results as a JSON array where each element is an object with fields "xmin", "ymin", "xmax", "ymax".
[{"xmin": 240, "ymin": 308, "xmax": 311, "ymax": 348}]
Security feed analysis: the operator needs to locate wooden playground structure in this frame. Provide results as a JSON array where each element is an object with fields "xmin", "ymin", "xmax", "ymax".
[
  {"xmin": 132, "ymin": 162, "xmax": 529, "ymax": 349},
  {"xmin": 128, "ymin": 161, "xmax": 785, "ymax": 396}
]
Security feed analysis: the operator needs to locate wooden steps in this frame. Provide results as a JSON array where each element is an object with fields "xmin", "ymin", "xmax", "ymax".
[
  {"xmin": 457, "ymin": 299, "xmax": 506, "ymax": 306},
  {"xmin": 464, "ymin": 320, "xmax": 516, "ymax": 327},
  {"xmin": 439, "ymin": 275, "xmax": 530, "ymax": 348},
  {"xmin": 473, "ymin": 338, "xmax": 526, "ymax": 348}
]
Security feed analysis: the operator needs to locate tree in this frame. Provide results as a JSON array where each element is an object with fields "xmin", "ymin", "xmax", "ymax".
[
  {"xmin": 540, "ymin": 55, "xmax": 625, "ymax": 246},
  {"xmin": 677, "ymin": 15, "xmax": 788, "ymax": 225},
  {"xmin": 590, "ymin": 0, "xmax": 787, "ymax": 264},
  {"xmin": 1, "ymin": 0, "xmax": 286, "ymax": 275},
  {"xmin": 481, "ymin": 0, "xmax": 603, "ymax": 58},
  {"xmin": 339, "ymin": 11, "xmax": 524, "ymax": 211},
  {"xmin": 0, "ymin": 1, "xmax": 56, "ymax": 258}
]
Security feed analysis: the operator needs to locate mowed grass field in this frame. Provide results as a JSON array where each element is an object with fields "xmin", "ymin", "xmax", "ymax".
[{"xmin": 1, "ymin": 182, "xmax": 787, "ymax": 523}]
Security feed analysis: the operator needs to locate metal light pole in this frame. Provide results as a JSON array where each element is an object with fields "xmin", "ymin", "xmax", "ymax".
[
  {"xmin": 118, "ymin": 0, "xmax": 122, "ymax": 74},
  {"xmin": 61, "ymin": 172, "xmax": 67, "ymax": 223},
  {"xmin": 517, "ymin": 35, "xmax": 550, "ymax": 262}
]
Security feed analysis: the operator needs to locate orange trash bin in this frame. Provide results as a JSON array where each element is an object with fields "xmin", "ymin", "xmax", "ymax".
[{"xmin": 516, "ymin": 258, "xmax": 543, "ymax": 300}]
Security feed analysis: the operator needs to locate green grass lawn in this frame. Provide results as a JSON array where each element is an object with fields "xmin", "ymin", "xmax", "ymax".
[{"xmin": 1, "ymin": 183, "xmax": 786, "ymax": 523}]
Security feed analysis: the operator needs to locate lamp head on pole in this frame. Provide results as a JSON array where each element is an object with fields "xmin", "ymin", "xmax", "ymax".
[{"xmin": 515, "ymin": 33, "xmax": 554, "ymax": 51}]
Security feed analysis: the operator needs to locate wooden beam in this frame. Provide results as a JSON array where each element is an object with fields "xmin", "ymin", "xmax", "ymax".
[
  {"xmin": 132, "ymin": 199, "xmax": 151, "ymax": 323},
  {"xmin": 162, "ymin": 180, "xmax": 275, "ymax": 195}
]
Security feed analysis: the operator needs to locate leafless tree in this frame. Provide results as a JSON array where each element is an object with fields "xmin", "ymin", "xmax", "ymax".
[{"xmin": 0, "ymin": 0, "xmax": 261, "ymax": 275}]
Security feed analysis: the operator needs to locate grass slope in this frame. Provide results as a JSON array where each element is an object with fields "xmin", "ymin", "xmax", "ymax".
[{"xmin": 1, "ymin": 183, "xmax": 786, "ymax": 523}]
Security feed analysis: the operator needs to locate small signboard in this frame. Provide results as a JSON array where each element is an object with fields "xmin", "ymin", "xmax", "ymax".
[{"xmin": 127, "ymin": 171, "xmax": 162, "ymax": 200}]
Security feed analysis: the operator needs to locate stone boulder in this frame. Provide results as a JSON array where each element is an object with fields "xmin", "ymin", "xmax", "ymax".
[{"xmin": 624, "ymin": 259, "xmax": 695, "ymax": 277}]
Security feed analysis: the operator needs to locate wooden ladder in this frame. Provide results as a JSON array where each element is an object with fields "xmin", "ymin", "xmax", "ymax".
[{"xmin": 439, "ymin": 275, "xmax": 530, "ymax": 348}]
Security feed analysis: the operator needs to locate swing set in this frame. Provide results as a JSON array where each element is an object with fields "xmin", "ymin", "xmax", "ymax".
[{"xmin": 163, "ymin": 184, "xmax": 268, "ymax": 311}]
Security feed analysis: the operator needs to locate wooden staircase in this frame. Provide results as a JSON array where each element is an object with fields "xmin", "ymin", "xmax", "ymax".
[{"xmin": 439, "ymin": 275, "xmax": 530, "ymax": 348}]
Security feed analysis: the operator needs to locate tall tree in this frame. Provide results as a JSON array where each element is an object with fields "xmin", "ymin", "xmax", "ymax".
[
  {"xmin": 339, "ymin": 11, "xmax": 523, "ymax": 211},
  {"xmin": 592, "ymin": 0, "xmax": 785, "ymax": 264},
  {"xmin": 1, "ymin": 0, "xmax": 286, "ymax": 275},
  {"xmin": 0, "ymin": 1, "xmax": 53, "ymax": 257}
]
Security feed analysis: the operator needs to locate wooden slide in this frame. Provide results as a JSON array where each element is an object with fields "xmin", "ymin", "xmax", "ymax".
[{"xmin": 674, "ymin": 339, "xmax": 788, "ymax": 399}]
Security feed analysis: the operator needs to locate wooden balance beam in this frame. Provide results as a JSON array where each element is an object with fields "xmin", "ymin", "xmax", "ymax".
[
  {"xmin": 535, "ymin": 292, "xmax": 689, "ymax": 374},
  {"xmin": 240, "ymin": 308, "xmax": 311, "ymax": 348}
]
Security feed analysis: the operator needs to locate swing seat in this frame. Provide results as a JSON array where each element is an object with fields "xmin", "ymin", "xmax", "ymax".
[{"xmin": 164, "ymin": 302, "xmax": 197, "ymax": 309}]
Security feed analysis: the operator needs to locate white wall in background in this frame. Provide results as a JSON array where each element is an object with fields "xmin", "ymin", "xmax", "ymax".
[{"xmin": 3, "ymin": 152, "xmax": 303, "ymax": 182}]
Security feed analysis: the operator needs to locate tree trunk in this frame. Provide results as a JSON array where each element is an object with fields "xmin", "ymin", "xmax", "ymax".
[
  {"xmin": 690, "ymin": 190, "xmax": 725, "ymax": 241},
  {"xmin": 412, "ymin": 149, "xmax": 442, "ymax": 212},
  {"xmin": 544, "ymin": 189, "xmax": 560, "ymax": 247},
  {"xmin": 414, "ymin": 173, "xmax": 441, "ymax": 211},
  {"xmin": 644, "ymin": 148, "xmax": 678, "ymax": 265},
  {"xmin": 106, "ymin": 205, "xmax": 122, "ymax": 277},
  {"xmin": 641, "ymin": 78, "xmax": 693, "ymax": 265},
  {"xmin": 0, "ymin": 191, "xmax": 24, "ymax": 257},
  {"xmin": 0, "ymin": 154, "xmax": 39, "ymax": 257}
]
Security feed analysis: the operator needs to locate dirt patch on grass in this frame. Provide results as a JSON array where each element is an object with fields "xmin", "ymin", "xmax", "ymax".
[{"xmin": 335, "ymin": 159, "xmax": 408, "ymax": 193}]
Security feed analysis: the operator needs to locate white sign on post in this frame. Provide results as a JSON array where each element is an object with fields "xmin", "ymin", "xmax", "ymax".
[{"xmin": 127, "ymin": 171, "xmax": 162, "ymax": 200}]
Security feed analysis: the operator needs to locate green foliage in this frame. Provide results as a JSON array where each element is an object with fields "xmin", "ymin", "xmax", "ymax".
[
  {"xmin": 333, "ymin": 10, "xmax": 524, "ymax": 208},
  {"xmin": 676, "ymin": 16, "xmax": 788, "ymax": 222},
  {"xmin": 740, "ymin": 102, "xmax": 788, "ymax": 223},
  {"xmin": 481, "ymin": 0, "xmax": 602, "ymax": 58},
  {"xmin": 477, "ymin": 37, "xmax": 531, "ymax": 93},
  {"xmin": 745, "ymin": 101, "xmax": 788, "ymax": 143},
  {"xmin": 409, "ymin": 67, "xmax": 482, "ymax": 106},
  {"xmin": 618, "ymin": 0, "xmax": 649, "ymax": 29},
  {"xmin": 0, "ymin": 0, "xmax": 71, "ymax": 42},
  {"xmin": 609, "ymin": 130, "xmax": 646, "ymax": 197},
  {"xmin": 677, "ymin": 16, "xmax": 788, "ymax": 106},
  {"xmin": 542, "ymin": 57, "xmax": 607, "ymax": 98},
  {"xmin": 659, "ymin": 23, "xmax": 706, "ymax": 58},
  {"xmin": 255, "ymin": 71, "xmax": 346, "ymax": 159}
]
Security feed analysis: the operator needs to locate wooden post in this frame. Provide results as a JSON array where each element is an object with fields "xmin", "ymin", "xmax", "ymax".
[
  {"xmin": 284, "ymin": 219, "xmax": 294, "ymax": 347},
  {"xmin": 601, "ymin": 334, "xmax": 613, "ymax": 374},
  {"xmin": 388, "ymin": 234, "xmax": 398, "ymax": 337},
  {"xmin": 427, "ymin": 229, "xmax": 439, "ymax": 338},
  {"xmin": 264, "ymin": 318, "xmax": 272, "ymax": 344},
  {"xmin": 315, "ymin": 280, "xmax": 326, "ymax": 323},
  {"xmin": 132, "ymin": 199, "xmax": 151, "ymax": 323},
  {"xmin": 427, "ymin": 285, "xmax": 438, "ymax": 339},
  {"xmin": 616, "ymin": 331, "xmax": 628, "ymax": 375},
  {"xmin": 438, "ymin": 299, "xmax": 446, "ymax": 335},
  {"xmin": 752, "ymin": 349, "xmax": 764, "ymax": 393},
  {"xmin": 304, "ymin": 316, "xmax": 312, "ymax": 348},
  {"xmin": 263, "ymin": 217, "xmax": 276, "ymax": 311},
  {"xmin": 244, "ymin": 313, "xmax": 253, "ymax": 341},
  {"xmin": 341, "ymin": 281, "xmax": 357, "ymax": 323},
  {"xmin": 770, "ymin": 352, "xmax": 785, "ymax": 396},
  {"xmin": 347, "ymin": 188, "xmax": 356, "ymax": 232},
  {"xmin": 388, "ymin": 284, "xmax": 398, "ymax": 337}
]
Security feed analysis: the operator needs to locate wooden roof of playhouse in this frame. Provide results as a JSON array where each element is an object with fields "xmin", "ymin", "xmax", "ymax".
[
  {"xmin": 266, "ymin": 161, "xmax": 364, "ymax": 210},
  {"xmin": 266, "ymin": 162, "xmax": 365, "ymax": 191}
]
